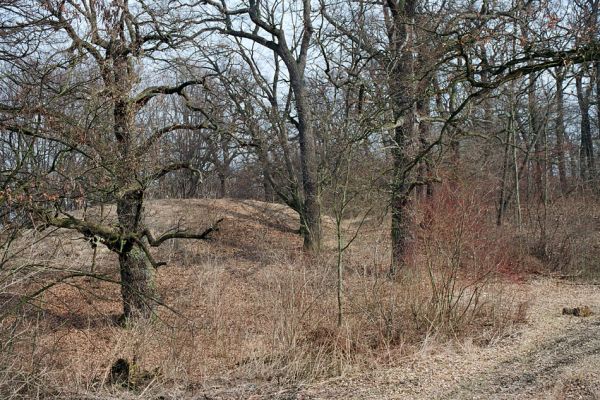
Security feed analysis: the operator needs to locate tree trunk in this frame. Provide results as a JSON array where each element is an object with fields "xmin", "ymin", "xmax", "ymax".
[
  {"xmin": 497, "ymin": 122, "xmax": 512, "ymax": 226},
  {"xmin": 575, "ymin": 71, "xmax": 596, "ymax": 183},
  {"xmin": 390, "ymin": 84, "xmax": 416, "ymax": 274},
  {"xmin": 528, "ymin": 75, "xmax": 544, "ymax": 201},
  {"xmin": 389, "ymin": 0, "xmax": 417, "ymax": 275},
  {"xmin": 263, "ymin": 169, "xmax": 274, "ymax": 202},
  {"xmin": 417, "ymin": 91, "xmax": 433, "ymax": 198},
  {"xmin": 119, "ymin": 243, "xmax": 157, "ymax": 319},
  {"xmin": 555, "ymin": 67, "xmax": 568, "ymax": 193},
  {"xmin": 513, "ymin": 118, "xmax": 522, "ymax": 228},
  {"xmin": 218, "ymin": 172, "xmax": 226, "ymax": 198},
  {"xmin": 567, "ymin": 136, "xmax": 579, "ymax": 179},
  {"xmin": 286, "ymin": 62, "xmax": 321, "ymax": 251},
  {"xmin": 390, "ymin": 170, "xmax": 412, "ymax": 275},
  {"xmin": 116, "ymin": 188, "xmax": 157, "ymax": 320},
  {"xmin": 112, "ymin": 44, "xmax": 157, "ymax": 319}
]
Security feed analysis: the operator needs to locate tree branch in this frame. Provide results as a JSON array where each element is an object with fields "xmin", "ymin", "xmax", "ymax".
[
  {"xmin": 142, "ymin": 218, "xmax": 224, "ymax": 247},
  {"xmin": 147, "ymin": 162, "xmax": 202, "ymax": 183},
  {"xmin": 42, "ymin": 214, "xmax": 131, "ymax": 252},
  {"xmin": 137, "ymin": 123, "xmax": 208, "ymax": 158},
  {"xmin": 135, "ymin": 239, "xmax": 167, "ymax": 268},
  {"xmin": 131, "ymin": 80, "xmax": 205, "ymax": 107}
]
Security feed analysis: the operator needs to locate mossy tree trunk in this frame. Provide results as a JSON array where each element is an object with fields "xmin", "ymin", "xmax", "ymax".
[
  {"xmin": 111, "ymin": 41, "xmax": 158, "ymax": 319},
  {"xmin": 116, "ymin": 188, "xmax": 157, "ymax": 319},
  {"xmin": 118, "ymin": 243, "xmax": 157, "ymax": 319}
]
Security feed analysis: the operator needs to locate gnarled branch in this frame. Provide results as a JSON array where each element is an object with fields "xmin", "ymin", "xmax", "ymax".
[
  {"xmin": 147, "ymin": 162, "xmax": 202, "ymax": 183},
  {"xmin": 142, "ymin": 218, "xmax": 224, "ymax": 247},
  {"xmin": 131, "ymin": 79, "xmax": 205, "ymax": 107},
  {"xmin": 137, "ymin": 123, "xmax": 208, "ymax": 158}
]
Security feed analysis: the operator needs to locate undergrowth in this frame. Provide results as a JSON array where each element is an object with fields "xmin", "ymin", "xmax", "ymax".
[{"xmin": 0, "ymin": 187, "xmax": 597, "ymax": 397}]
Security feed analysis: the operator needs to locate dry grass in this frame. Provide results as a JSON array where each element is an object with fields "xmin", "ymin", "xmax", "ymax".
[
  {"xmin": 518, "ymin": 193, "xmax": 600, "ymax": 279},
  {"xmin": 0, "ymin": 195, "xmax": 570, "ymax": 399}
]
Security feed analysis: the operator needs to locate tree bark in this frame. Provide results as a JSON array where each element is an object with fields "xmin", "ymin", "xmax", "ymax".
[
  {"xmin": 232, "ymin": 0, "xmax": 322, "ymax": 251},
  {"xmin": 218, "ymin": 172, "xmax": 226, "ymax": 199},
  {"xmin": 528, "ymin": 75, "xmax": 544, "ymax": 201},
  {"xmin": 417, "ymin": 89, "xmax": 433, "ymax": 198},
  {"xmin": 278, "ymin": 25, "xmax": 322, "ymax": 251},
  {"xmin": 555, "ymin": 67, "xmax": 567, "ymax": 193},
  {"xmin": 119, "ymin": 243, "xmax": 157, "ymax": 319},
  {"xmin": 115, "ymin": 160, "xmax": 157, "ymax": 320},
  {"xmin": 263, "ymin": 170, "xmax": 274, "ymax": 202},
  {"xmin": 575, "ymin": 70, "xmax": 596, "ymax": 183},
  {"xmin": 112, "ymin": 43, "xmax": 157, "ymax": 319},
  {"xmin": 116, "ymin": 182, "xmax": 157, "ymax": 319},
  {"xmin": 293, "ymin": 78, "xmax": 322, "ymax": 251},
  {"xmin": 389, "ymin": 79, "xmax": 416, "ymax": 274},
  {"xmin": 497, "ymin": 123, "xmax": 512, "ymax": 226},
  {"xmin": 389, "ymin": 0, "xmax": 417, "ymax": 275}
]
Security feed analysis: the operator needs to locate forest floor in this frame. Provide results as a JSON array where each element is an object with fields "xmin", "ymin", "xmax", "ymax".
[
  {"xmin": 4, "ymin": 199, "xmax": 600, "ymax": 399},
  {"xmin": 196, "ymin": 279, "xmax": 600, "ymax": 400}
]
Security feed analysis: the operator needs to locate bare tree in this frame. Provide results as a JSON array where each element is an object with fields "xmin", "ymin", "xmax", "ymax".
[
  {"xmin": 554, "ymin": 66, "xmax": 568, "ymax": 192},
  {"xmin": 0, "ymin": 0, "xmax": 220, "ymax": 319},
  {"xmin": 576, "ymin": 67, "xmax": 596, "ymax": 183},
  {"xmin": 322, "ymin": 0, "xmax": 452, "ymax": 274},
  {"xmin": 199, "ymin": 0, "xmax": 322, "ymax": 250}
]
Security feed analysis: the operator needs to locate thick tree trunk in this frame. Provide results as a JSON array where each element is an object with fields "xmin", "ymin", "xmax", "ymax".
[
  {"xmin": 116, "ymin": 188, "xmax": 157, "ymax": 320},
  {"xmin": 389, "ymin": 0, "xmax": 417, "ymax": 276},
  {"xmin": 234, "ymin": 2, "xmax": 320, "ymax": 251},
  {"xmin": 569, "ymin": 141, "xmax": 579, "ymax": 180},
  {"xmin": 187, "ymin": 173, "xmax": 201, "ymax": 198},
  {"xmin": 298, "ymin": 128, "xmax": 321, "ymax": 250},
  {"xmin": 111, "ymin": 44, "xmax": 157, "ymax": 319},
  {"xmin": 263, "ymin": 170, "xmax": 274, "ymax": 202},
  {"xmin": 390, "ymin": 173, "xmax": 412, "ymax": 275},
  {"xmin": 119, "ymin": 243, "xmax": 157, "ymax": 319},
  {"xmin": 287, "ymin": 65, "xmax": 321, "ymax": 251},
  {"xmin": 390, "ymin": 85, "xmax": 416, "ymax": 275}
]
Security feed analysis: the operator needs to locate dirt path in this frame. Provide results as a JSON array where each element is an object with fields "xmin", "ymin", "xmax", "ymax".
[
  {"xmin": 443, "ymin": 318, "xmax": 600, "ymax": 399},
  {"xmin": 303, "ymin": 280, "xmax": 600, "ymax": 400},
  {"xmin": 195, "ymin": 279, "xmax": 600, "ymax": 400}
]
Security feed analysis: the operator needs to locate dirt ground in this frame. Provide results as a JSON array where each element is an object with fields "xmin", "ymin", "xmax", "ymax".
[
  {"xmin": 195, "ymin": 280, "xmax": 600, "ymax": 400},
  {"xmin": 5, "ymin": 199, "xmax": 600, "ymax": 400}
]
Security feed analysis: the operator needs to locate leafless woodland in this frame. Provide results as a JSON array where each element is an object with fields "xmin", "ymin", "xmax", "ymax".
[{"xmin": 2, "ymin": 1, "xmax": 600, "ymax": 399}]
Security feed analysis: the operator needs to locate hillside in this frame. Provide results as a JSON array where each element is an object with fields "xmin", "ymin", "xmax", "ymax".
[{"xmin": 1, "ymin": 198, "xmax": 599, "ymax": 399}]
